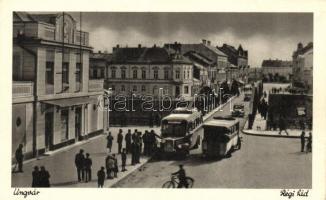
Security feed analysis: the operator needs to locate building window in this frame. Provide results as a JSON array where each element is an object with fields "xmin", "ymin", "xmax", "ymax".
[
  {"xmin": 154, "ymin": 69, "xmax": 158, "ymax": 79},
  {"xmin": 187, "ymin": 70, "xmax": 190, "ymax": 79},
  {"xmin": 76, "ymin": 63, "xmax": 82, "ymax": 83},
  {"xmin": 133, "ymin": 69, "xmax": 138, "ymax": 79},
  {"xmin": 164, "ymin": 70, "xmax": 169, "ymax": 80},
  {"xmin": 111, "ymin": 68, "xmax": 116, "ymax": 78},
  {"xmin": 142, "ymin": 70, "xmax": 146, "ymax": 79},
  {"xmin": 184, "ymin": 70, "xmax": 186, "ymax": 79},
  {"xmin": 111, "ymin": 85, "xmax": 115, "ymax": 91},
  {"xmin": 163, "ymin": 88, "xmax": 169, "ymax": 95},
  {"xmin": 121, "ymin": 85, "xmax": 125, "ymax": 91},
  {"xmin": 61, "ymin": 109, "xmax": 69, "ymax": 142},
  {"xmin": 184, "ymin": 85, "xmax": 189, "ymax": 94},
  {"xmin": 121, "ymin": 69, "xmax": 126, "ymax": 79},
  {"xmin": 133, "ymin": 85, "xmax": 137, "ymax": 92},
  {"xmin": 176, "ymin": 70, "xmax": 180, "ymax": 79},
  {"xmin": 141, "ymin": 85, "xmax": 146, "ymax": 92},
  {"xmin": 100, "ymin": 68, "xmax": 105, "ymax": 78},
  {"xmin": 46, "ymin": 62, "xmax": 54, "ymax": 84},
  {"xmin": 62, "ymin": 62, "xmax": 69, "ymax": 84}
]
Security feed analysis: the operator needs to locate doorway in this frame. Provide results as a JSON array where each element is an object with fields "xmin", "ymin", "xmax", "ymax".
[
  {"xmin": 45, "ymin": 112, "xmax": 53, "ymax": 151},
  {"xmin": 75, "ymin": 107, "xmax": 82, "ymax": 141}
]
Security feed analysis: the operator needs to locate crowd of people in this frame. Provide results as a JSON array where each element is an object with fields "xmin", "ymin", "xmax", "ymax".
[{"xmin": 74, "ymin": 128, "xmax": 158, "ymax": 188}]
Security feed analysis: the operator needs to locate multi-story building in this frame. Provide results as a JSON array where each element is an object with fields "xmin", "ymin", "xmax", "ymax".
[
  {"xmin": 164, "ymin": 40, "xmax": 229, "ymax": 85},
  {"xmin": 261, "ymin": 59, "xmax": 293, "ymax": 82},
  {"xmin": 12, "ymin": 12, "xmax": 106, "ymax": 159},
  {"xmin": 106, "ymin": 45, "xmax": 194, "ymax": 98},
  {"xmin": 292, "ymin": 42, "xmax": 313, "ymax": 94},
  {"xmin": 217, "ymin": 43, "xmax": 249, "ymax": 81}
]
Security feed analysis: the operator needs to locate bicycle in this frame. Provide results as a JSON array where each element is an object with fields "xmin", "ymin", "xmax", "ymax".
[{"xmin": 162, "ymin": 175, "xmax": 194, "ymax": 188}]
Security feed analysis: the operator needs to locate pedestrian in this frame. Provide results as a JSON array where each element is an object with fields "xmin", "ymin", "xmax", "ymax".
[
  {"xmin": 32, "ymin": 166, "xmax": 40, "ymax": 187},
  {"xmin": 113, "ymin": 154, "xmax": 118, "ymax": 178},
  {"xmin": 106, "ymin": 154, "xmax": 115, "ymax": 179},
  {"xmin": 306, "ymin": 132, "xmax": 312, "ymax": 153},
  {"xmin": 75, "ymin": 149, "xmax": 85, "ymax": 182},
  {"xmin": 15, "ymin": 144, "xmax": 24, "ymax": 173},
  {"xmin": 117, "ymin": 129, "xmax": 123, "ymax": 154},
  {"xmin": 278, "ymin": 118, "xmax": 289, "ymax": 135},
  {"xmin": 106, "ymin": 132, "xmax": 114, "ymax": 153},
  {"xmin": 39, "ymin": 166, "xmax": 50, "ymax": 187},
  {"xmin": 121, "ymin": 148, "xmax": 127, "ymax": 172},
  {"xmin": 137, "ymin": 132, "xmax": 143, "ymax": 156},
  {"xmin": 132, "ymin": 129, "xmax": 137, "ymax": 142},
  {"xmin": 171, "ymin": 164, "xmax": 188, "ymax": 188},
  {"xmin": 84, "ymin": 153, "xmax": 92, "ymax": 182},
  {"xmin": 97, "ymin": 167, "xmax": 106, "ymax": 188},
  {"xmin": 125, "ymin": 129, "xmax": 132, "ymax": 154},
  {"xmin": 143, "ymin": 130, "xmax": 149, "ymax": 156},
  {"xmin": 131, "ymin": 141, "xmax": 137, "ymax": 165},
  {"xmin": 149, "ymin": 130, "xmax": 157, "ymax": 155},
  {"xmin": 300, "ymin": 131, "xmax": 306, "ymax": 152}
]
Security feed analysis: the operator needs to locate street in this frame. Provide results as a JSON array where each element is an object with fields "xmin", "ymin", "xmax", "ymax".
[{"xmin": 113, "ymin": 94, "xmax": 312, "ymax": 188}]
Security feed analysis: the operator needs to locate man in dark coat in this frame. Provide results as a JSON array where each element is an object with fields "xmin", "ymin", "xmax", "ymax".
[
  {"xmin": 32, "ymin": 166, "xmax": 40, "ymax": 187},
  {"xmin": 143, "ymin": 131, "xmax": 149, "ymax": 156},
  {"xmin": 97, "ymin": 166, "xmax": 106, "ymax": 188},
  {"xmin": 84, "ymin": 153, "xmax": 92, "ymax": 182},
  {"xmin": 121, "ymin": 148, "xmax": 127, "ymax": 172},
  {"xmin": 172, "ymin": 165, "xmax": 188, "ymax": 188},
  {"xmin": 125, "ymin": 129, "xmax": 132, "ymax": 154},
  {"xmin": 39, "ymin": 166, "xmax": 50, "ymax": 187},
  {"xmin": 131, "ymin": 141, "xmax": 137, "ymax": 165},
  {"xmin": 300, "ymin": 131, "xmax": 306, "ymax": 152},
  {"xmin": 149, "ymin": 130, "xmax": 157, "ymax": 155},
  {"xmin": 15, "ymin": 144, "xmax": 24, "ymax": 172},
  {"xmin": 106, "ymin": 132, "xmax": 114, "ymax": 153},
  {"xmin": 306, "ymin": 132, "xmax": 312, "ymax": 153},
  {"xmin": 75, "ymin": 149, "xmax": 85, "ymax": 182},
  {"xmin": 117, "ymin": 129, "xmax": 123, "ymax": 154}
]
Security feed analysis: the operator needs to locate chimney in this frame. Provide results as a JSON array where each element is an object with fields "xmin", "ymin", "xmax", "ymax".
[
  {"xmin": 153, "ymin": 44, "xmax": 156, "ymax": 48},
  {"xmin": 116, "ymin": 44, "xmax": 120, "ymax": 48},
  {"xmin": 297, "ymin": 43, "xmax": 303, "ymax": 50},
  {"xmin": 138, "ymin": 44, "xmax": 141, "ymax": 48},
  {"xmin": 207, "ymin": 41, "xmax": 211, "ymax": 46},
  {"xmin": 98, "ymin": 50, "xmax": 102, "ymax": 54},
  {"xmin": 202, "ymin": 39, "xmax": 207, "ymax": 45}
]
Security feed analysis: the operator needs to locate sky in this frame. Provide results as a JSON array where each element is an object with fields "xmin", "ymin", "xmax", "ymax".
[{"xmin": 69, "ymin": 12, "xmax": 313, "ymax": 67}]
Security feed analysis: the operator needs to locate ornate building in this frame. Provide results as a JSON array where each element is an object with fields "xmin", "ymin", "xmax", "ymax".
[
  {"xmin": 106, "ymin": 45, "xmax": 194, "ymax": 98},
  {"xmin": 12, "ymin": 12, "xmax": 106, "ymax": 159},
  {"xmin": 292, "ymin": 42, "xmax": 313, "ymax": 94}
]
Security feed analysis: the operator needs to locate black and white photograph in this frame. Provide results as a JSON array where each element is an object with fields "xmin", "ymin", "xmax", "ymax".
[{"xmin": 1, "ymin": 0, "xmax": 326, "ymax": 200}]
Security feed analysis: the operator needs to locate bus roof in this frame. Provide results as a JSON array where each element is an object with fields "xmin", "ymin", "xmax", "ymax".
[
  {"xmin": 203, "ymin": 118, "xmax": 239, "ymax": 128},
  {"xmin": 162, "ymin": 113, "xmax": 196, "ymax": 122}
]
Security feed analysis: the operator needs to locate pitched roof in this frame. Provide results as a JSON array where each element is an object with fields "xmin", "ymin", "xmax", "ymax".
[
  {"xmin": 261, "ymin": 59, "xmax": 292, "ymax": 68},
  {"xmin": 110, "ymin": 46, "xmax": 192, "ymax": 64},
  {"xmin": 184, "ymin": 51, "xmax": 213, "ymax": 66}
]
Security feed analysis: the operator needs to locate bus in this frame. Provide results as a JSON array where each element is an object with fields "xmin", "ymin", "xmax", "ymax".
[
  {"xmin": 202, "ymin": 116, "xmax": 241, "ymax": 158},
  {"xmin": 160, "ymin": 107, "xmax": 203, "ymax": 156}
]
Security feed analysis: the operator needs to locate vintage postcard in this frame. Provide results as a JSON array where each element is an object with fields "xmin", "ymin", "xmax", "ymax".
[{"xmin": 0, "ymin": 0, "xmax": 325, "ymax": 200}]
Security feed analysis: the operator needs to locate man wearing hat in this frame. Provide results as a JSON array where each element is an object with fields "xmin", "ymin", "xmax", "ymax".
[{"xmin": 172, "ymin": 164, "xmax": 188, "ymax": 188}]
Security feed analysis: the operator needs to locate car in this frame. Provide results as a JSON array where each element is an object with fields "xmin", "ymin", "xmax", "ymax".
[{"xmin": 231, "ymin": 104, "xmax": 245, "ymax": 117}]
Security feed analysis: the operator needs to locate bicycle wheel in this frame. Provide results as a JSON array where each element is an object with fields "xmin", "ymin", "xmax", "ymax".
[
  {"xmin": 162, "ymin": 181, "xmax": 175, "ymax": 188},
  {"xmin": 186, "ymin": 177, "xmax": 194, "ymax": 188}
]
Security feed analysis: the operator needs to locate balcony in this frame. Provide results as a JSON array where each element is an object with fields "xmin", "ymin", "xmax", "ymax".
[
  {"xmin": 13, "ymin": 81, "xmax": 34, "ymax": 98},
  {"xmin": 89, "ymin": 79, "xmax": 104, "ymax": 92}
]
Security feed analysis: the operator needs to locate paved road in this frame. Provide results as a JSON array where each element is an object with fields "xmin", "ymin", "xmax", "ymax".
[{"xmin": 113, "ymin": 94, "xmax": 312, "ymax": 188}]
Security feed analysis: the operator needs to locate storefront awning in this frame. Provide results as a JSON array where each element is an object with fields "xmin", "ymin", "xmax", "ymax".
[{"xmin": 41, "ymin": 96, "xmax": 98, "ymax": 108}]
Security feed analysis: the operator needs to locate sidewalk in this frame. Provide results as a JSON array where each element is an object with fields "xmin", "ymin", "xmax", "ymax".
[
  {"xmin": 12, "ymin": 126, "xmax": 160, "ymax": 188},
  {"xmin": 242, "ymin": 114, "xmax": 311, "ymax": 138}
]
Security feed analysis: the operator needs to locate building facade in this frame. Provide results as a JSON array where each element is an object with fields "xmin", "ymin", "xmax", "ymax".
[
  {"xmin": 292, "ymin": 42, "xmax": 313, "ymax": 94},
  {"xmin": 261, "ymin": 59, "xmax": 293, "ymax": 82},
  {"xmin": 106, "ymin": 45, "xmax": 194, "ymax": 99},
  {"xmin": 12, "ymin": 12, "xmax": 106, "ymax": 159}
]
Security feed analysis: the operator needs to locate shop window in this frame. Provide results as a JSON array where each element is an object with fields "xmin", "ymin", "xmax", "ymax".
[{"xmin": 61, "ymin": 110, "xmax": 69, "ymax": 141}]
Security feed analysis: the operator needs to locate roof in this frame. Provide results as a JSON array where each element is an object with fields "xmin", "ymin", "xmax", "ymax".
[
  {"xmin": 184, "ymin": 51, "xmax": 214, "ymax": 66},
  {"xmin": 90, "ymin": 52, "xmax": 112, "ymax": 61},
  {"xmin": 203, "ymin": 118, "xmax": 239, "ymax": 128},
  {"xmin": 261, "ymin": 59, "xmax": 292, "ymax": 68},
  {"xmin": 162, "ymin": 113, "xmax": 196, "ymax": 122},
  {"xmin": 41, "ymin": 96, "xmax": 97, "ymax": 107},
  {"xmin": 293, "ymin": 42, "xmax": 313, "ymax": 58},
  {"xmin": 111, "ymin": 46, "xmax": 192, "ymax": 64}
]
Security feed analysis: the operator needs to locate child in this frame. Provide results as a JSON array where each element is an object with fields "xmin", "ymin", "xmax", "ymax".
[
  {"xmin": 121, "ymin": 148, "xmax": 127, "ymax": 172},
  {"xmin": 97, "ymin": 167, "xmax": 105, "ymax": 188}
]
